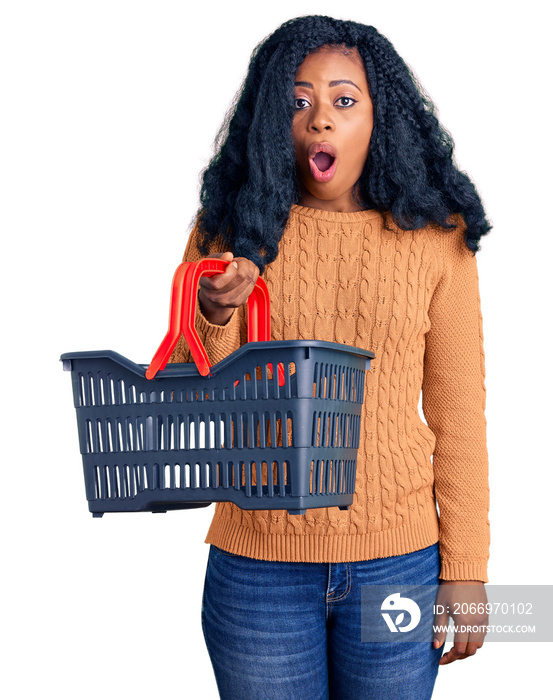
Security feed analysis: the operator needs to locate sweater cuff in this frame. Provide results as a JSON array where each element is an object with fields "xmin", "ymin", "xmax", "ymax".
[
  {"xmin": 195, "ymin": 301, "xmax": 239, "ymax": 339},
  {"xmin": 193, "ymin": 294, "xmax": 243, "ymax": 366},
  {"xmin": 439, "ymin": 559, "xmax": 489, "ymax": 583}
]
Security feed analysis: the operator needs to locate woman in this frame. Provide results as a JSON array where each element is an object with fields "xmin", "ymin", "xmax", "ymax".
[{"xmin": 170, "ymin": 14, "xmax": 491, "ymax": 699}]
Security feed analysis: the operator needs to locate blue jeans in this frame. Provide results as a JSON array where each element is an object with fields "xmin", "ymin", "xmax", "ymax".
[{"xmin": 201, "ymin": 542, "xmax": 443, "ymax": 700}]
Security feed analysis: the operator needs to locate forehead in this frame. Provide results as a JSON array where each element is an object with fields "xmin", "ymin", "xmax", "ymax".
[{"xmin": 294, "ymin": 46, "xmax": 367, "ymax": 85}]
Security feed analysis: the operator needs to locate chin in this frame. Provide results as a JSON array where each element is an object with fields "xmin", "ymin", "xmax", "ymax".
[{"xmin": 305, "ymin": 185, "xmax": 343, "ymax": 201}]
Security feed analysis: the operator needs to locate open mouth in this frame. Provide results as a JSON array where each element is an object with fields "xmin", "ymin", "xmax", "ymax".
[
  {"xmin": 308, "ymin": 142, "xmax": 337, "ymax": 182},
  {"xmin": 313, "ymin": 152, "xmax": 335, "ymax": 172}
]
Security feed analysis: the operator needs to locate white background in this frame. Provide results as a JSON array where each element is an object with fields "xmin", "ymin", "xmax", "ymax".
[{"xmin": 2, "ymin": 1, "xmax": 551, "ymax": 698}]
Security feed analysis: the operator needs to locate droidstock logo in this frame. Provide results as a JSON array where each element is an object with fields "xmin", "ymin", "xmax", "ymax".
[{"xmin": 381, "ymin": 593, "xmax": 421, "ymax": 633}]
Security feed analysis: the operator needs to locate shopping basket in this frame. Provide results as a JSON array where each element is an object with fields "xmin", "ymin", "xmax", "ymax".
[{"xmin": 61, "ymin": 258, "xmax": 375, "ymax": 517}]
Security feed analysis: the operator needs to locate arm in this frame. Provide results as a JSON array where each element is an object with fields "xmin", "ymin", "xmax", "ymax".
[
  {"xmin": 422, "ymin": 219, "xmax": 490, "ymax": 584},
  {"xmin": 168, "ymin": 219, "xmax": 247, "ymax": 366}
]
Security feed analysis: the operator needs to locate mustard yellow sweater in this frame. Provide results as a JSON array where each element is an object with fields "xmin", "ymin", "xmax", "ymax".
[{"xmin": 169, "ymin": 204, "xmax": 490, "ymax": 582}]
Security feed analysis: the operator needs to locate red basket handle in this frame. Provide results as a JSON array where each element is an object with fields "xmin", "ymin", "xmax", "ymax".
[{"xmin": 146, "ymin": 259, "xmax": 284, "ymax": 383}]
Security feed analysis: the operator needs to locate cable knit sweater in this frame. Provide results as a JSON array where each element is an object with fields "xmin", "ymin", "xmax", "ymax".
[{"xmin": 169, "ymin": 204, "xmax": 490, "ymax": 583}]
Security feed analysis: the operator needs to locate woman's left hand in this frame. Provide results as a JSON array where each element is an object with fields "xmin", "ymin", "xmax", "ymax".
[{"xmin": 433, "ymin": 580, "xmax": 489, "ymax": 665}]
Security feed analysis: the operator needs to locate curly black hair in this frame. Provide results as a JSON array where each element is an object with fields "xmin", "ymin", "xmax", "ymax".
[{"xmin": 194, "ymin": 15, "xmax": 491, "ymax": 274}]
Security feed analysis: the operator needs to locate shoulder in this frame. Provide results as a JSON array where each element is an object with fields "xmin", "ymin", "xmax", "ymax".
[
  {"xmin": 183, "ymin": 212, "xmax": 229, "ymax": 260},
  {"xmin": 380, "ymin": 211, "xmax": 470, "ymax": 269},
  {"xmin": 414, "ymin": 214, "xmax": 473, "ymax": 265}
]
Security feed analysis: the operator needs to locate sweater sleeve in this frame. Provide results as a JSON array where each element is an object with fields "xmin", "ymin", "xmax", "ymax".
[
  {"xmin": 422, "ymin": 221, "xmax": 490, "ymax": 583},
  {"xmin": 168, "ymin": 218, "xmax": 246, "ymax": 366}
]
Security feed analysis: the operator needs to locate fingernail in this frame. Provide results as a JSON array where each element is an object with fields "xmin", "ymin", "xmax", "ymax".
[
  {"xmin": 433, "ymin": 639, "xmax": 440, "ymax": 648},
  {"xmin": 232, "ymin": 262, "xmax": 238, "ymax": 268}
]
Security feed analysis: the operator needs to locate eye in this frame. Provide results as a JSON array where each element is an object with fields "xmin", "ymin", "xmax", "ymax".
[
  {"xmin": 294, "ymin": 97, "xmax": 310, "ymax": 110},
  {"xmin": 335, "ymin": 96, "xmax": 357, "ymax": 108}
]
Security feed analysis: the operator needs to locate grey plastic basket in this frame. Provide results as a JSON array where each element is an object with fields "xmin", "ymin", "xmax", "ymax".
[{"xmin": 61, "ymin": 339, "xmax": 374, "ymax": 516}]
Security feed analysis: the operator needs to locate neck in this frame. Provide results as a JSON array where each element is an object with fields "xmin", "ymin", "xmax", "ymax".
[{"xmin": 296, "ymin": 184, "xmax": 368, "ymax": 213}]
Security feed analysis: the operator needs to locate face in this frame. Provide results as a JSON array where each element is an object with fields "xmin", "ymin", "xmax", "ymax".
[{"xmin": 292, "ymin": 46, "xmax": 374, "ymax": 212}]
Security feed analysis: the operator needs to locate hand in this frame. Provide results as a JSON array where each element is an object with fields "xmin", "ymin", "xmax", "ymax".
[
  {"xmin": 197, "ymin": 252, "xmax": 260, "ymax": 326},
  {"xmin": 433, "ymin": 580, "xmax": 488, "ymax": 665}
]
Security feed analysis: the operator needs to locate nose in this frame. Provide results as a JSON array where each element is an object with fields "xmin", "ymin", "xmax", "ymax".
[{"xmin": 308, "ymin": 102, "xmax": 334, "ymax": 132}]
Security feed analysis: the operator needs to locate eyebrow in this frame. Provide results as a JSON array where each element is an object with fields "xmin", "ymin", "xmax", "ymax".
[{"xmin": 294, "ymin": 79, "xmax": 362, "ymax": 91}]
